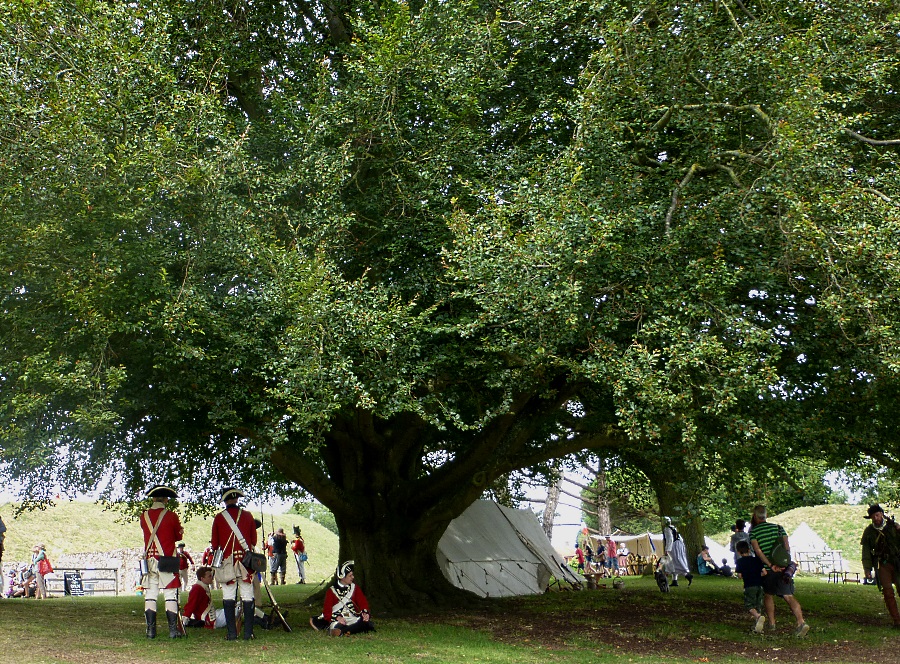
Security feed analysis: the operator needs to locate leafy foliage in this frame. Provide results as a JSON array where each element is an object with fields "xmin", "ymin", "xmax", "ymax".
[{"xmin": 2, "ymin": 0, "xmax": 900, "ymax": 605}]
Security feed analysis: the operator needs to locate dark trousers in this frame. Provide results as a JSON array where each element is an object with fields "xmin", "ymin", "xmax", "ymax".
[{"xmin": 878, "ymin": 562, "xmax": 900, "ymax": 625}]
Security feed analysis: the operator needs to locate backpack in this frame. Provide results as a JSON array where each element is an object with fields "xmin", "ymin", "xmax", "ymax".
[{"xmin": 770, "ymin": 542, "xmax": 792, "ymax": 568}]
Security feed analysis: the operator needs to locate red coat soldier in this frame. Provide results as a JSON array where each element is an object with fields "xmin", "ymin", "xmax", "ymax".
[
  {"xmin": 140, "ymin": 485, "xmax": 184, "ymax": 639},
  {"xmin": 211, "ymin": 486, "xmax": 258, "ymax": 641}
]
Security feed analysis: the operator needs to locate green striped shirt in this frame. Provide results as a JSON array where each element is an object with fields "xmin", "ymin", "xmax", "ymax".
[{"xmin": 749, "ymin": 521, "xmax": 787, "ymax": 565}]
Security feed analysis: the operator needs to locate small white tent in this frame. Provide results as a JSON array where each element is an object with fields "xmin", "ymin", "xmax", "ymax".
[
  {"xmin": 437, "ymin": 500, "xmax": 584, "ymax": 597},
  {"xmin": 790, "ymin": 522, "xmax": 830, "ymax": 553},
  {"xmin": 704, "ymin": 537, "xmax": 732, "ymax": 566},
  {"xmin": 790, "ymin": 521, "xmax": 846, "ymax": 572},
  {"xmin": 591, "ymin": 532, "xmax": 661, "ymax": 558}
]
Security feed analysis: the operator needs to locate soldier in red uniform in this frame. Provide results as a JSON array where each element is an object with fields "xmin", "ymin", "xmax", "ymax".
[
  {"xmin": 211, "ymin": 486, "xmax": 259, "ymax": 640},
  {"xmin": 177, "ymin": 542, "xmax": 195, "ymax": 590},
  {"xmin": 310, "ymin": 560, "xmax": 375, "ymax": 636},
  {"xmin": 201, "ymin": 541, "xmax": 220, "ymax": 589},
  {"xmin": 291, "ymin": 527, "xmax": 307, "ymax": 584},
  {"xmin": 183, "ymin": 567, "xmax": 222, "ymax": 628},
  {"xmin": 140, "ymin": 485, "xmax": 184, "ymax": 639}
]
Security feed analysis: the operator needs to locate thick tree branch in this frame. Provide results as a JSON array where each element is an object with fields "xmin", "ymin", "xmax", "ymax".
[
  {"xmin": 417, "ymin": 390, "xmax": 554, "ymax": 505},
  {"xmin": 270, "ymin": 441, "xmax": 352, "ymax": 515},
  {"xmin": 674, "ymin": 103, "xmax": 774, "ymax": 134},
  {"xmin": 843, "ymin": 129, "xmax": 900, "ymax": 146},
  {"xmin": 863, "ymin": 188, "xmax": 899, "ymax": 207},
  {"xmin": 721, "ymin": 150, "xmax": 771, "ymax": 168},
  {"xmin": 665, "ymin": 163, "xmax": 703, "ymax": 235}
]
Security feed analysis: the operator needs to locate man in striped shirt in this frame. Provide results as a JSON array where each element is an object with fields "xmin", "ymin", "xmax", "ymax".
[{"xmin": 749, "ymin": 504, "xmax": 809, "ymax": 637}]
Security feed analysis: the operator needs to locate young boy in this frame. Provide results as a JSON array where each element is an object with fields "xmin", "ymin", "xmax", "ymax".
[
  {"xmin": 735, "ymin": 540, "xmax": 767, "ymax": 633},
  {"xmin": 183, "ymin": 567, "xmax": 223, "ymax": 629}
]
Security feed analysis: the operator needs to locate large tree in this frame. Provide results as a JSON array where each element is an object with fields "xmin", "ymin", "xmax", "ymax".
[{"xmin": 2, "ymin": 0, "xmax": 899, "ymax": 608}]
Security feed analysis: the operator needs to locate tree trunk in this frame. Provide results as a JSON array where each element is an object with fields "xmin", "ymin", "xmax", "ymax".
[
  {"xmin": 595, "ymin": 461, "xmax": 611, "ymax": 535},
  {"xmin": 647, "ymin": 463, "xmax": 705, "ymax": 573},
  {"xmin": 271, "ymin": 408, "xmax": 538, "ymax": 612},
  {"xmin": 541, "ymin": 471, "xmax": 562, "ymax": 538},
  {"xmin": 270, "ymin": 385, "xmax": 588, "ymax": 612},
  {"xmin": 335, "ymin": 512, "xmax": 476, "ymax": 615}
]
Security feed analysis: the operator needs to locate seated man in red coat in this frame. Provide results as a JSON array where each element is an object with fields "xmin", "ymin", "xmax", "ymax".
[
  {"xmin": 184, "ymin": 567, "xmax": 224, "ymax": 628},
  {"xmin": 310, "ymin": 560, "xmax": 375, "ymax": 636}
]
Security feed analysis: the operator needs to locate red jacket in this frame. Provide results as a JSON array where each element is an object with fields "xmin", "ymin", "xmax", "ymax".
[
  {"xmin": 323, "ymin": 583, "xmax": 370, "ymax": 622},
  {"xmin": 211, "ymin": 506, "xmax": 257, "ymax": 558},
  {"xmin": 179, "ymin": 551, "xmax": 194, "ymax": 571},
  {"xmin": 291, "ymin": 537, "xmax": 305, "ymax": 554},
  {"xmin": 141, "ymin": 506, "xmax": 184, "ymax": 559},
  {"xmin": 183, "ymin": 582, "xmax": 215, "ymax": 628}
]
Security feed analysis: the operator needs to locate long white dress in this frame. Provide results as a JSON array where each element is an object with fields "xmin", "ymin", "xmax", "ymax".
[{"xmin": 663, "ymin": 525, "xmax": 691, "ymax": 576}]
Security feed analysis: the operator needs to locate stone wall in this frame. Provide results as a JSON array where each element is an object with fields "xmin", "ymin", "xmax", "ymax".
[{"xmin": 4, "ymin": 548, "xmax": 147, "ymax": 596}]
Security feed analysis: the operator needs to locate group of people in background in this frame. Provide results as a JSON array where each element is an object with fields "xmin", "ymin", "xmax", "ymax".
[
  {"xmin": 2, "ymin": 542, "xmax": 53, "ymax": 599},
  {"xmin": 575, "ymin": 536, "xmax": 629, "ymax": 577},
  {"xmin": 140, "ymin": 484, "xmax": 369, "ymax": 641},
  {"xmin": 657, "ymin": 507, "xmax": 807, "ymax": 637},
  {"xmin": 575, "ymin": 506, "xmax": 810, "ymax": 638}
]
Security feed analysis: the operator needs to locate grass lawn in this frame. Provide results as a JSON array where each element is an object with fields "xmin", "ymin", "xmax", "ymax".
[{"xmin": 3, "ymin": 574, "xmax": 900, "ymax": 664}]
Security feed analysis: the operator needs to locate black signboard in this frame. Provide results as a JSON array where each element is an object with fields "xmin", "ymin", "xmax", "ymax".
[{"xmin": 64, "ymin": 571, "xmax": 85, "ymax": 596}]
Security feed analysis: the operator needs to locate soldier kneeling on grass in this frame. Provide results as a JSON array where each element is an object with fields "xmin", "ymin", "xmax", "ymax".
[{"xmin": 310, "ymin": 561, "xmax": 375, "ymax": 636}]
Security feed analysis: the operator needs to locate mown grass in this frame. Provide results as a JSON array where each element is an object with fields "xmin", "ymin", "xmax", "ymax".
[{"xmin": 2, "ymin": 573, "xmax": 898, "ymax": 664}]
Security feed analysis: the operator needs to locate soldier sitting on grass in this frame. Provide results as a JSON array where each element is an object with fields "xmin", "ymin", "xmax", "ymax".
[{"xmin": 310, "ymin": 561, "xmax": 375, "ymax": 636}]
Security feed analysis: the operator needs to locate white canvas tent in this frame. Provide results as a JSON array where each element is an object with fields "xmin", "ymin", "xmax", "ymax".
[
  {"xmin": 437, "ymin": 500, "xmax": 584, "ymax": 597},
  {"xmin": 591, "ymin": 532, "xmax": 662, "ymax": 558},
  {"xmin": 704, "ymin": 537, "xmax": 731, "ymax": 566},
  {"xmin": 790, "ymin": 522, "xmax": 829, "ymax": 553},
  {"xmin": 790, "ymin": 521, "xmax": 846, "ymax": 572}
]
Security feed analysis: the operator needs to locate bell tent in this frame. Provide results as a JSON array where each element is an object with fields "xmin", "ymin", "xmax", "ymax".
[{"xmin": 437, "ymin": 500, "xmax": 584, "ymax": 597}]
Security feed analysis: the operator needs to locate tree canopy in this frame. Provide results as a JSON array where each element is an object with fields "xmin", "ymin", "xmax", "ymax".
[{"xmin": 2, "ymin": 0, "xmax": 900, "ymax": 607}]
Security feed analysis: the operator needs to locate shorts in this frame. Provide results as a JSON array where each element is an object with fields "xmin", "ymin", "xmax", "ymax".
[
  {"xmin": 743, "ymin": 585, "xmax": 764, "ymax": 612},
  {"xmin": 605, "ymin": 557, "xmax": 619, "ymax": 569},
  {"xmin": 762, "ymin": 569, "xmax": 795, "ymax": 597}
]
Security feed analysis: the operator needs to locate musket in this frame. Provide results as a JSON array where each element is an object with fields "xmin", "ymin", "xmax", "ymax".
[
  {"xmin": 176, "ymin": 587, "xmax": 188, "ymax": 638},
  {"xmin": 260, "ymin": 573, "xmax": 292, "ymax": 632}
]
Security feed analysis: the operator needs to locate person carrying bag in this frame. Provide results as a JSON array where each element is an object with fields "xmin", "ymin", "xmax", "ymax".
[
  {"xmin": 210, "ymin": 487, "xmax": 259, "ymax": 641},
  {"xmin": 139, "ymin": 485, "xmax": 185, "ymax": 639}
]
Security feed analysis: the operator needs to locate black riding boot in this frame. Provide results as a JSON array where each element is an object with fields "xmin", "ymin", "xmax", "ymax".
[
  {"xmin": 145, "ymin": 609, "xmax": 157, "ymax": 639},
  {"xmin": 242, "ymin": 600, "xmax": 255, "ymax": 640},
  {"xmin": 166, "ymin": 610, "xmax": 183, "ymax": 638},
  {"xmin": 223, "ymin": 600, "xmax": 238, "ymax": 641}
]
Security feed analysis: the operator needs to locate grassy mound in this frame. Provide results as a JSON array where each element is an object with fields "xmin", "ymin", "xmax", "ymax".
[{"xmin": 0, "ymin": 499, "xmax": 339, "ymax": 584}]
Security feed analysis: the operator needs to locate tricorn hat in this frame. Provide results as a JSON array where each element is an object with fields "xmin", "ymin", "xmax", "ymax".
[
  {"xmin": 337, "ymin": 560, "xmax": 355, "ymax": 578},
  {"xmin": 221, "ymin": 487, "xmax": 245, "ymax": 502},
  {"xmin": 866, "ymin": 504, "xmax": 885, "ymax": 519},
  {"xmin": 146, "ymin": 485, "xmax": 177, "ymax": 499}
]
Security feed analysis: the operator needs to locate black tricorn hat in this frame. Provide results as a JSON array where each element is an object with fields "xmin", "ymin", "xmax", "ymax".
[
  {"xmin": 866, "ymin": 504, "xmax": 885, "ymax": 519},
  {"xmin": 221, "ymin": 487, "xmax": 245, "ymax": 502},
  {"xmin": 146, "ymin": 485, "xmax": 177, "ymax": 499}
]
